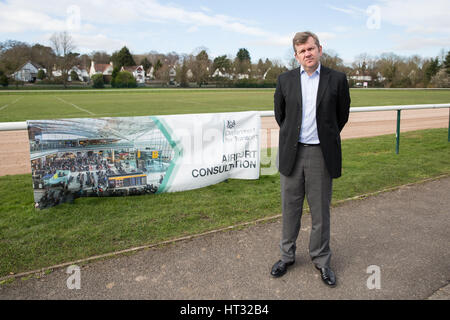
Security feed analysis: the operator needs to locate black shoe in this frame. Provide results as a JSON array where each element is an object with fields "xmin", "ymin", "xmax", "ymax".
[
  {"xmin": 315, "ymin": 266, "xmax": 337, "ymax": 287},
  {"xmin": 271, "ymin": 260, "xmax": 294, "ymax": 278}
]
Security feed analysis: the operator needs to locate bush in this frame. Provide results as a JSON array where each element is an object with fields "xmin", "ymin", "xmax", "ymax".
[
  {"xmin": 91, "ymin": 74, "xmax": 104, "ymax": 88},
  {"xmin": 233, "ymin": 78, "xmax": 276, "ymax": 88},
  {"xmin": 37, "ymin": 69, "xmax": 46, "ymax": 80},
  {"xmin": 114, "ymin": 71, "xmax": 137, "ymax": 88},
  {"xmin": 39, "ymin": 77, "xmax": 65, "ymax": 85},
  {"xmin": 0, "ymin": 70, "xmax": 8, "ymax": 87},
  {"xmin": 70, "ymin": 70, "xmax": 79, "ymax": 82}
]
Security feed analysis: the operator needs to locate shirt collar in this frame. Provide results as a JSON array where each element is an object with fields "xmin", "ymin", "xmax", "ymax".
[{"xmin": 300, "ymin": 62, "xmax": 321, "ymax": 76}]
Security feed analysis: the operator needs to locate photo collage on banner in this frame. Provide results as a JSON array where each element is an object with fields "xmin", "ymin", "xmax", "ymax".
[{"xmin": 27, "ymin": 111, "xmax": 260, "ymax": 209}]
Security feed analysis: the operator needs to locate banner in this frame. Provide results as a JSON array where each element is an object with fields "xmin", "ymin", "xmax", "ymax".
[{"xmin": 27, "ymin": 111, "xmax": 260, "ymax": 209}]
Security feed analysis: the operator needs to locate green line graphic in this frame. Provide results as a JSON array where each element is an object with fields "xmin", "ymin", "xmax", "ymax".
[{"xmin": 151, "ymin": 116, "xmax": 182, "ymax": 193}]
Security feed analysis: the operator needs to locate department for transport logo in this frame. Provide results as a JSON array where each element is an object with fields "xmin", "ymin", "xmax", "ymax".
[{"xmin": 226, "ymin": 120, "xmax": 236, "ymax": 129}]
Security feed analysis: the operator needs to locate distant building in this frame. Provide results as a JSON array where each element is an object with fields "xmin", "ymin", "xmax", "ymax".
[
  {"xmin": 212, "ymin": 68, "xmax": 232, "ymax": 79},
  {"xmin": 350, "ymin": 70, "xmax": 372, "ymax": 82},
  {"xmin": 89, "ymin": 61, "xmax": 114, "ymax": 77},
  {"xmin": 169, "ymin": 67, "xmax": 176, "ymax": 83},
  {"xmin": 68, "ymin": 66, "xmax": 89, "ymax": 82},
  {"xmin": 120, "ymin": 65, "xmax": 146, "ymax": 84},
  {"xmin": 263, "ymin": 68, "xmax": 271, "ymax": 80},
  {"xmin": 146, "ymin": 66, "xmax": 155, "ymax": 80},
  {"xmin": 350, "ymin": 70, "xmax": 386, "ymax": 87},
  {"xmin": 235, "ymin": 73, "xmax": 249, "ymax": 80},
  {"xmin": 13, "ymin": 61, "xmax": 45, "ymax": 82}
]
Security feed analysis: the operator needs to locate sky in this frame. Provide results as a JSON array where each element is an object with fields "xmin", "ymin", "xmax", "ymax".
[{"xmin": 0, "ymin": 0, "xmax": 449, "ymax": 66}]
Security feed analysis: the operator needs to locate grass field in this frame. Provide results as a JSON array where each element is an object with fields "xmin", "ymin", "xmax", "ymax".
[
  {"xmin": 1, "ymin": 88, "xmax": 450, "ymax": 280},
  {"xmin": 0, "ymin": 88, "xmax": 450, "ymax": 122},
  {"xmin": 0, "ymin": 128, "xmax": 449, "ymax": 278}
]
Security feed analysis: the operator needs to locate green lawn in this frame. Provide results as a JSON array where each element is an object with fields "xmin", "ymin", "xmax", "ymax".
[
  {"xmin": 0, "ymin": 128, "xmax": 449, "ymax": 277},
  {"xmin": 0, "ymin": 88, "xmax": 449, "ymax": 122}
]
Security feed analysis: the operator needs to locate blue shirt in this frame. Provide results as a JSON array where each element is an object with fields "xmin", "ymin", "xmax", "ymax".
[{"xmin": 299, "ymin": 63, "xmax": 320, "ymax": 144}]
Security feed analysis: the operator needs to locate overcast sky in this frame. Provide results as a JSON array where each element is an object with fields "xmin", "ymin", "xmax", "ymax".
[{"xmin": 0, "ymin": 0, "xmax": 449, "ymax": 65}]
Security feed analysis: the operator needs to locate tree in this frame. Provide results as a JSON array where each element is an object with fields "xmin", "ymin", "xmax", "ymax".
[
  {"xmin": 0, "ymin": 40, "xmax": 32, "ymax": 75},
  {"xmin": 376, "ymin": 53, "xmax": 401, "ymax": 87},
  {"xmin": 236, "ymin": 48, "xmax": 251, "ymax": 63},
  {"xmin": 179, "ymin": 61, "xmax": 189, "ymax": 88},
  {"xmin": 154, "ymin": 59, "xmax": 163, "ymax": 73},
  {"xmin": 424, "ymin": 57, "xmax": 440, "ymax": 85},
  {"xmin": 114, "ymin": 71, "xmax": 137, "ymax": 88},
  {"xmin": 140, "ymin": 57, "xmax": 152, "ymax": 73},
  {"xmin": 0, "ymin": 70, "xmax": 8, "ymax": 87},
  {"xmin": 49, "ymin": 31, "xmax": 78, "ymax": 88},
  {"xmin": 37, "ymin": 69, "xmax": 46, "ymax": 80},
  {"xmin": 91, "ymin": 74, "xmax": 104, "ymax": 88},
  {"xmin": 111, "ymin": 46, "xmax": 136, "ymax": 69},
  {"xmin": 322, "ymin": 51, "xmax": 346, "ymax": 73},
  {"xmin": 234, "ymin": 48, "xmax": 251, "ymax": 75},
  {"xmin": 264, "ymin": 60, "xmax": 288, "ymax": 81},
  {"xmin": 213, "ymin": 55, "xmax": 232, "ymax": 72},
  {"xmin": 444, "ymin": 51, "xmax": 450, "ymax": 75},
  {"xmin": 430, "ymin": 68, "xmax": 450, "ymax": 88},
  {"xmin": 191, "ymin": 50, "xmax": 210, "ymax": 87},
  {"xmin": 91, "ymin": 51, "xmax": 111, "ymax": 64},
  {"xmin": 110, "ymin": 66, "xmax": 120, "ymax": 88},
  {"xmin": 70, "ymin": 70, "xmax": 79, "ymax": 82}
]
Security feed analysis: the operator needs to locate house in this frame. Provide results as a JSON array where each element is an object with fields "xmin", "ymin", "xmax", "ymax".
[
  {"xmin": 212, "ymin": 68, "xmax": 232, "ymax": 79},
  {"xmin": 68, "ymin": 66, "xmax": 89, "ymax": 82},
  {"xmin": 263, "ymin": 68, "xmax": 271, "ymax": 80},
  {"xmin": 350, "ymin": 70, "xmax": 373, "ymax": 87},
  {"xmin": 350, "ymin": 70, "xmax": 386, "ymax": 87},
  {"xmin": 235, "ymin": 73, "xmax": 249, "ymax": 80},
  {"xmin": 146, "ymin": 66, "xmax": 154, "ymax": 80},
  {"xmin": 120, "ymin": 65, "xmax": 145, "ymax": 84},
  {"xmin": 52, "ymin": 67, "xmax": 62, "ymax": 78},
  {"xmin": 13, "ymin": 61, "xmax": 45, "ymax": 82},
  {"xmin": 89, "ymin": 61, "xmax": 114, "ymax": 77},
  {"xmin": 169, "ymin": 67, "xmax": 176, "ymax": 83}
]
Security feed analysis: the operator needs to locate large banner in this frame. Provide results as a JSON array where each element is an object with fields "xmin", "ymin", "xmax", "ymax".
[{"xmin": 27, "ymin": 111, "xmax": 260, "ymax": 209}]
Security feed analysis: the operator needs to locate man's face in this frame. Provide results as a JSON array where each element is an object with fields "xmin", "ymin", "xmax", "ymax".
[{"xmin": 294, "ymin": 36, "xmax": 322, "ymax": 72}]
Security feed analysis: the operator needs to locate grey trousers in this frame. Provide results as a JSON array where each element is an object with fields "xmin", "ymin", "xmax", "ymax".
[{"xmin": 279, "ymin": 144, "xmax": 333, "ymax": 268}]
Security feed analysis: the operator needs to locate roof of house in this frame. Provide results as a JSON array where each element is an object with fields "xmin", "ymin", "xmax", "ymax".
[
  {"xmin": 121, "ymin": 65, "xmax": 144, "ymax": 73},
  {"xmin": 16, "ymin": 60, "xmax": 43, "ymax": 72},
  {"xmin": 94, "ymin": 63, "xmax": 112, "ymax": 73}
]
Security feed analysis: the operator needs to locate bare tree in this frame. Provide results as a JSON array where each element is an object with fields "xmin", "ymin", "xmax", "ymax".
[{"xmin": 50, "ymin": 31, "xmax": 78, "ymax": 88}]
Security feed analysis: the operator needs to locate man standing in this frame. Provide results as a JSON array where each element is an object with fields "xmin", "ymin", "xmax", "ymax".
[{"xmin": 270, "ymin": 31, "xmax": 350, "ymax": 287}]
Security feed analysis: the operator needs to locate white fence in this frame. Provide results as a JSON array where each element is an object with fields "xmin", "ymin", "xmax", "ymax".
[
  {"xmin": 1, "ymin": 103, "xmax": 449, "ymax": 154},
  {"xmin": 2, "ymin": 103, "xmax": 450, "ymax": 131},
  {"xmin": 261, "ymin": 103, "xmax": 450, "ymax": 154}
]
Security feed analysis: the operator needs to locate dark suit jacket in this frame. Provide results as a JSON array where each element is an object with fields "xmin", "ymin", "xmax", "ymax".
[{"xmin": 274, "ymin": 65, "xmax": 350, "ymax": 178}]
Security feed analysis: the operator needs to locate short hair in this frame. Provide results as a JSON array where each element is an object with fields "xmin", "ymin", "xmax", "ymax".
[{"xmin": 292, "ymin": 31, "xmax": 320, "ymax": 53}]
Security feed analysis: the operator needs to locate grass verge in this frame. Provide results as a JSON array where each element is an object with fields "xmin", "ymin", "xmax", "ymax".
[{"xmin": 0, "ymin": 128, "xmax": 449, "ymax": 277}]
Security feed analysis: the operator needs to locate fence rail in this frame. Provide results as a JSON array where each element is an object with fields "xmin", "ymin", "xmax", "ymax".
[
  {"xmin": 261, "ymin": 103, "xmax": 450, "ymax": 154},
  {"xmin": 1, "ymin": 103, "xmax": 449, "ymax": 153}
]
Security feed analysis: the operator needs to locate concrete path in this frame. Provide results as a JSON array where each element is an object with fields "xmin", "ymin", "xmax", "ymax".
[{"xmin": 0, "ymin": 176, "xmax": 449, "ymax": 300}]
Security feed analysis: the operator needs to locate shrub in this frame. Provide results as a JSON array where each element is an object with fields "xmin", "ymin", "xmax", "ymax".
[
  {"xmin": 37, "ymin": 69, "xmax": 46, "ymax": 80},
  {"xmin": 70, "ymin": 70, "xmax": 79, "ymax": 82},
  {"xmin": 0, "ymin": 70, "xmax": 8, "ymax": 87},
  {"xmin": 114, "ymin": 71, "xmax": 137, "ymax": 88},
  {"xmin": 91, "ymin": 74, "xmax": 104, "ymax": 88}
]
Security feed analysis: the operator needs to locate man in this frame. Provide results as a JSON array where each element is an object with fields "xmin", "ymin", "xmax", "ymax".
[{"xmin": 270, "ymin": 31, "xmax": 350, "ymax": 287}]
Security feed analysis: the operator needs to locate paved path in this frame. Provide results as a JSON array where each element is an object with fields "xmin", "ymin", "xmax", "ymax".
[{"xmin": 1, "ymin": 176, "xmax": 449, "ymax": 300}]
